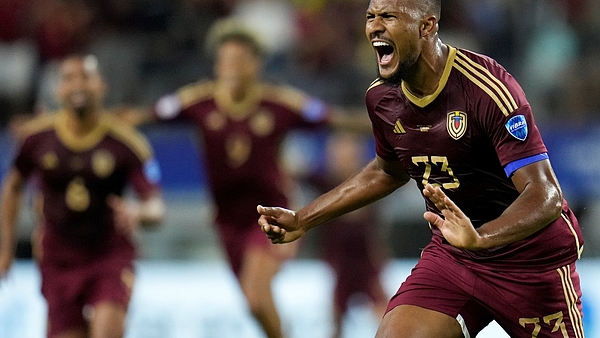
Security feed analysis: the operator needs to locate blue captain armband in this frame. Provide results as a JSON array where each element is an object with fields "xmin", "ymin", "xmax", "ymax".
[{"xmin": 504, "ymin": 153, "xmax": 549, "ymax": 177}]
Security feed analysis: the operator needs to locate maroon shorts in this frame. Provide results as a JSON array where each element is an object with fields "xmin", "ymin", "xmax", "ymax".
[
  {"xmin": 216, "ymin": 219, "xmax": 296, "ymax": 277},
  {"xmin": 387, "ymin": 243, "xmax": 584, "ymax": 338},
  {"xmin": 39, "ymin": 256, "xmax": 135, "ymax": 337}
]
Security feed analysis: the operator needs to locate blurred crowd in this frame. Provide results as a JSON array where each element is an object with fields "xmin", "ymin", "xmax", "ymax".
[{"xmin": 1, "ymin": 0, "xmax": 600, "ymax": 127}]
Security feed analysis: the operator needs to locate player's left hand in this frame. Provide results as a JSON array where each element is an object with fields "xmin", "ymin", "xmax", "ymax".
[
  {"xmin": 108, "ymin": 195, "xmax": 140, "ymax": 237},
  {"xmin": 422, "ymin": 184, "xmax": 482, "ymax": 250}
]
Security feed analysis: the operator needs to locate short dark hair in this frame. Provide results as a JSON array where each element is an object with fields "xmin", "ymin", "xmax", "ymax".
[{"xmin": 419, "ymin": 0, "xmax": 442, "ymax": 19}]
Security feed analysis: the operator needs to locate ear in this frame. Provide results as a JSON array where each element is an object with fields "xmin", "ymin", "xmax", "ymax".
[{"xmin": 420, "ymin": 15, "xmax": 438, "ymax": 38}]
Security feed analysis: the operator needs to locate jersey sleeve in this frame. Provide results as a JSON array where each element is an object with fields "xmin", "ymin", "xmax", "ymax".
[
  {"xmin": 489, "ymin": 103, "xmax": 547, "ymax": 176},
  {"xmin": 152, "ymin": 81, "xmax": 212, "ymax": 122},
  {"xmin": 365, "ymin": 80, "xmax": 398, "ymax": 162},
  {"xmin": 13, "ymin": 136, "xmax": 38, "ymax": 179},
  {"xmin": 128, "ymin": 156, "xmax": 161, "ymax": 199},
  {"xmin": 464, "ymin": 53, "xmax": 548, "ymax": 176},
  {"xmin": 371, "ymin": 115, "xmax": 397, "ymax": 161},
  {"xmin": 109, "ymin": 123, "xmax": 162, "ymax": 198},
  {"xmin": 263, "ymin": 84, "xmax": 332, "ymax": 129}
]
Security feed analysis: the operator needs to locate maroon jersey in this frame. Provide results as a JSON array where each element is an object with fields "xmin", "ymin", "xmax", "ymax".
[
  {"xmin": 14, "ymin": 111, "xmax": 160, "ymax": 265},
  {"xmin": 366, "ymin": 46, "xmax": 583, "ymax": 270},
  {"xmin": 153, "ymin": 80, "xmax": 331, "ymax": 224}
]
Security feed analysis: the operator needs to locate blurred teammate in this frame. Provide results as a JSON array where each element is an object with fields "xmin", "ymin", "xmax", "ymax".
[
  {"xmin": 258, "ymin": 0, "xmax": 585, "ymax": 337},
  {"xmin": 0, "ymin": 54, "xmax": 165, "ymax": 338},
  {"xmin": 123, "ymin": 21, "xmax": 367, "ymax": 338},
  {"xmin": 308, "ymin": 131, "xmax": 389, "ymax": 338}
]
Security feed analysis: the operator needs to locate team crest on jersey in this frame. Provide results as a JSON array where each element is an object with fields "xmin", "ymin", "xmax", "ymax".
[
  {"xmin": 92, "ymin": 149, "xmax": 115, "ymax": 178},
  {"xmin": 205, "ymin": 111, "xmax": 226, "ymax": 131},
  {"xmin": 226, "ymin": 134, "xmax": 252, "ymax": 168},
  {"xmin": 447, "ymin": 111, "xmax": 467, "ymax": 140},
  {"xmin": 505, "ymin": 115, "xmax": 528, "ymax": 141},
  {"xmin": 41, "ymin": 152, "xmax": 59, "ymax": 170},
  {"xmin": 250, "ymin": 110, "xmax": 275, "ymax": 136}
]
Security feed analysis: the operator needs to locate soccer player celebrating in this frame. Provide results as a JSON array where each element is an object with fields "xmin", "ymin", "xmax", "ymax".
[
  {"xmin": 0, "ymin": 54, "xmax": 165, "ymax": 338},
  {"xmin": 258, "ymin": 0, "xmax": 585, "ymax": 337}
]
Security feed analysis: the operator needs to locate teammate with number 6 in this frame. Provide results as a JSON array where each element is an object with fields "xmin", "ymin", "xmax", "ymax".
[
  {"xmin": 0, "ymin": 54, "xmax": 165, "ymax": 338},
  {"xmin": 258, "ymin": 0, "xmax": 585, "ymax": 337}
]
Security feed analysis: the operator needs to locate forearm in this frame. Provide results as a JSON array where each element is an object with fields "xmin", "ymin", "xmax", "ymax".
[
  {"xmin": 0, "ymin": 171, "xmax": 24, "ymax": 257},
  {"xmin": 476, "ymin": 178, "xmax": 562, "ymax": 249},
  {"xmin": 297, "ymin": 159, "xmax": 405, "ymax": 231}
]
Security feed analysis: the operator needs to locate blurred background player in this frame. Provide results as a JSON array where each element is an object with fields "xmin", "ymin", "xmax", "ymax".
[
  {"xmin": 0, "ymin": 54, "xmax": 165, "ymax": 338},
  {"xmin": 304, "ymin": 131, "xmax": 389, "ymax": 338},
  {"xmin": 121, "ymin": 20, "xmax": 369, "ymax": 338},
  {"xmin": 122, "ymin": 20, "xmax": 370, "ymax": 338}
]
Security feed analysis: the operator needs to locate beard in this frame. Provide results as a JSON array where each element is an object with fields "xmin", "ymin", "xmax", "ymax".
[{"xmin": 378, "ymin": 51, "xmax": 419, "ymax": 85}]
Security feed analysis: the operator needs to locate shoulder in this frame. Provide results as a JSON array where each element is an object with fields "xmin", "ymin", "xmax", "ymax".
[
  {"xmin": 451, "ymin": 47, "xmax": 523, "ymax": 116},
  {"xmin": 365, "ymin": 78, "xmax": 397, "ymax": 111},
  {"xmin": 175, "ymin": 80, "xmax": 215, "ymax": 109},
  {"xmin": 105, "ymin": 115, "xmax": 153, "ymax": 161},
  {"xmin": 16, "ymin": 113, "xmax": 57, "ymax": 142},
  {"xmin": 260, "ymin": 83, "xmax": 314, "ymax": 112}
]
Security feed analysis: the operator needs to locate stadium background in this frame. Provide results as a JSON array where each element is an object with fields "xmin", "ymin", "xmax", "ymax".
[{"xmin": 1, "ymin": 0, "xmax": 600, "ymax": 337}]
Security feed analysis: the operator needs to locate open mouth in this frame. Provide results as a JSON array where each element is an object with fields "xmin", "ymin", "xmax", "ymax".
[{"xmin": 373, "ymin": 41, "xmax": 394, "ymax": 65}]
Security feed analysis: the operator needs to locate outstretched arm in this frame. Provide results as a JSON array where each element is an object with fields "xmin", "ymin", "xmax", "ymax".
[
  {"xmin": 423, "ymin": 159, "xmax": 563, "ymax": 250},
  {"xmin": 108, "ymin": 192, "xmax": 165, "ymax": 237},
  {"xmin": 0, "ymin": 169, "xmax": 25, "ymax": 278},
  {"xmin": 258, "ymin": 156, "xmax": 410, "ymax": 244},
  {"xmin": 111, "ymin": 106, "xmax": 154, "ymax": 127}
]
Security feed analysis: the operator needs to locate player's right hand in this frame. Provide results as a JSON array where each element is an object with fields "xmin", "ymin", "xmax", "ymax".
[{"xmin": 257, "ymin": 205, "xmax": 305, "ymax": 244}]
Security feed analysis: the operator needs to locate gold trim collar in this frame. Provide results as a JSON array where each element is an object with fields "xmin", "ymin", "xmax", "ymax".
[
  {"xmin": 401, "ymin": 46, "xmax": 457, "ymax": 108},
  {"xmin": 213, "ymin": 82, "xmax": 263, "ymax": 121},
  {"xmin": 54, "ymin": 110, "xmax": 109, "ymax": 152}
]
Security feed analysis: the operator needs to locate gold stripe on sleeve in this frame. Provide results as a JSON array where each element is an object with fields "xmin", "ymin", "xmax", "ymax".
[
  {"xmin": 366, "ymin": 78, "xmax": 385, "ymax": 92},
  {"xmin": 453, "ymin": 63, "xmax": 510, "ymax": 116},
  {"xmin": 177, "ymin": 81, "xmax": 214, "ymax": 109},
  {"xmin": 108, "ymin": 121, "xmax": 153, "ymax": 161},
  {"xmin": 456, "ymin": 51, "xmax": 518, "ymax": 112}
]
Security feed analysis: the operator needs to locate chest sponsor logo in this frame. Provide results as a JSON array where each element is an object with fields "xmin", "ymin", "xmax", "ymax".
[
  {"xmin": 505, "ymin": 114, "xmax": 528, "ymax": 141},
  {"xmin": 447, "ymin": 111, "xmax": 467, "ymax": 140},
  {"xmin": 92, "ymin": 149, "xmax": 115, "ymax": 178}
]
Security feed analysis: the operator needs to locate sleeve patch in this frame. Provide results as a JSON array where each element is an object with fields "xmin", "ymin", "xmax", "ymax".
[
  {"xmin": 505, "ymin": 114, "xmax": 528, "ymax": 141},
  {"xmin": 143, "ymin": 158, "xmax": 162, "ymax": 184}
]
